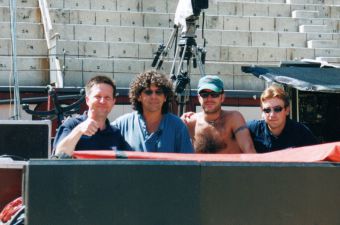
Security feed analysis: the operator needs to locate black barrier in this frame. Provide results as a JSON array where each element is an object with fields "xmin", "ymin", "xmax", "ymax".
[
  {"xmin": 24, "ymin": 160, "xmax": 201, "ymax": 225},
  {"xmin": 24, "ymin": 160, "xmax": 340, "ymax": 225}
]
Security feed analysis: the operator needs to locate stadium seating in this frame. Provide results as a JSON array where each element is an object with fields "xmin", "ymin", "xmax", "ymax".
[{"xmin": 0, "ymin": 0, "xmax": 339, "ymax": 89}]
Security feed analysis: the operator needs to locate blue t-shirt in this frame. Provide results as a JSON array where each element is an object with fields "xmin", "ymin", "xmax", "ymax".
[
  {"xmin": 247, "ymin": 118, "xmax": 319, "ymax": 153},
  {"xmin": 112, "ymin": 111, "xmax": 194, "ymax": 153},
  {"xmin": 53, "ymin": 113, "xmax": 129, "ymax": 151}
]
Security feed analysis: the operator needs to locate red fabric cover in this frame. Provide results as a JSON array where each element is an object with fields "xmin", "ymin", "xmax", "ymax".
[
  {"xmin": 0, "ymin": 197, "xmax": 22, "ymax": 223},
  {"xmin": 73, "ymin": 141, "xmax": 340, "ymax": 163}
]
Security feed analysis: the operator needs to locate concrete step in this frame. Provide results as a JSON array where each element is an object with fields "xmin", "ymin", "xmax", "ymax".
[
  {"xmin": 47, "ymin": 7, "xmax": 340, "ymax": 33},
  {"xmin": 0, "ymin": 56, "xmax": 48, "ymax": 71},
  {"xmin": 56, "ymin": 40, "xmax": 332, "ymax": 63},
  {"xmin": 49, "ymin": 9, "xmax": 175, "ymax": 27},
  {"xmin": 0, "ymin": 56, "xmax": 49, "ymax": 86},
  {"xmin": 0, "ymin": 0, "xmax": 39, "ymax": 7},
  {"xmin": 3, "ymin": 47, "xmax": 337, "ymax": 88},
  {"xmin": 291, "ymin": 5, "xmax": 340, "ymax": 18},
  {"xmin": 307, "ymin": 32, "xmax": 333, "ymax": 41},
  {"xmin": 292, "ymin": 10, "xmax": 319, "ymax": 18},
  {"xmin": 48, "ymin": 9, "xmax": 340, "ymax": 36},
  {"xmin": 0, "ymin": 6, "xmax": 41, "ymax": 23},
  {"xmin": 275, "ymin": 17, "xmax": 339, "ymax": 32},
  {"xmin": 0, "ymin": 69, "xmax": 49, "ymax": 86},
  {"xmin": 315, "ymin": 56, "xmax": 340, "ymax": 64},
  {"xmin": 54, "ymin": 56, "xmax": 267, "ymax": 90},
  {"xmin": 0, "ymin": 38, "xmax": 48, "ymax": 56},
  {"xmin": 216, "ymin": 2, "xmax": 336, "ymax": 17},
  {"xmin": 55, "ymin": 25, "xmax": 319, "ymax": 49},
  {"xmin": 286, "ymin": 0, "xmax": 325, "ymax": 4},
  {"xmin": 330, "ymin": 5, "xmax": 340, "ymax": 18},
  {"xmin": 0, "ymin": 22, "xmax": 44, "ymax": 39},
  {"xmin": 217, "ymin": 2, "xmax": 293, "ymax": 17},
  {"xmin": 278, "ymin": 32, "xmax": 307, "ymax": 47},
  {"xmin": 217, "ymin": 0, "xmax": 285, "ymax": 3},
  {"xmin": 48, "ymin": 0, "xmax": 175, "ymax": 13},
  {"xmin": 307, "ymin": 40, "xmax": 339, "ymax": 48},
  {"xmin": 48, "ymin": 8, "xmax": 340, "ymax": 34},
  {"xmin": 315, "ymin": 47, "xmax": 340, "ymax": 58},
  {"xmin": 299, "ymin": 24, "xmax": 334, "ymax": 33}
]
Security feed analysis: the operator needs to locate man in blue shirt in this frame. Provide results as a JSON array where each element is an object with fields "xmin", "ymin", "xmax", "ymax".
[
  {"xmin": 53, "ymin": 76, "xmax": 129, "ymax": 157},
  {"xmin": 247, "ymin": 85, "xmax": 319, "ymax": 153},
  {"xmin": 112, "ymin": 70, "xmax": 193, "ymax": 153}
]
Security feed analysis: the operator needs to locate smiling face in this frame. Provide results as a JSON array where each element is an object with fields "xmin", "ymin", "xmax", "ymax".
[
  {"xmin": 138, "ymin": 84, "xmax": 166, "ymax": 114},
  {"xmin": 198, "ymin": 89, "xmax": 224, "ymax": 114},
  {"xmin": 261, "ymin": 97, "xmax": 290, "ymax": 134},
  {"xmin": 86, "ymin": 83, "xmax": 115, "ymax": 119}
]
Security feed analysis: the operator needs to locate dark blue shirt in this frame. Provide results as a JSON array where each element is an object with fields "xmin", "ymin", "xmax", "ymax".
[
  {"xmin": 53, "ymin": 113, "xmax": 129, "ymax": 151},
  {"xmin": 247, "ymin": 118, "xmax": 319, "ymax": 153}
]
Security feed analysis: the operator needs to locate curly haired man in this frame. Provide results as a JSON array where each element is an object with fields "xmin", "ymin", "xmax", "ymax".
[{"xmin": 112, "ymin": 70, "xmax": 193, "ymax": 153}]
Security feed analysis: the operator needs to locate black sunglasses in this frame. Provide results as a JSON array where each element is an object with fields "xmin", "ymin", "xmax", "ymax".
[
  {"xmin": 199, "ymin": 92, "xmax": 221, "ymax": 98},
  {"xmin": 143, "ymin": 89, "xmax": 164, "ymax": 96},
  {"xmin": 263, "ymin": 106, "xmax": 284, "ymax": 114}
]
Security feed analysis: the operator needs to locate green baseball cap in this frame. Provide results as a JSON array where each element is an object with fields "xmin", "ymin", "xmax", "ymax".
[{"xmin": 197, "ymin": 75, "xmax": 224, "ymax": 93}]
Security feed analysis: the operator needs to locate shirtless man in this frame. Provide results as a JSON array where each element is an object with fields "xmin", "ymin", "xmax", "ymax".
[{"xmin": 182, "ymin": 75, "xmax": 256, "ymax": 153}]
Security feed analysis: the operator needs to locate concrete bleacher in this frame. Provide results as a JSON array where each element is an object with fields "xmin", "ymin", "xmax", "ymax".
[{"xmin": 0, "ymin": 0, "xmax": 339, "ymax": 90}]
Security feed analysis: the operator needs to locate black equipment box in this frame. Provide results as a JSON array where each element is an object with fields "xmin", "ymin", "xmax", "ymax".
[
  {"xmin": 0, "ymin": 120, "xmax": 51, "ymax": 159},
  {"xmin": 24, "ymin": 160, "xmax": 340, "ymax": 225}
]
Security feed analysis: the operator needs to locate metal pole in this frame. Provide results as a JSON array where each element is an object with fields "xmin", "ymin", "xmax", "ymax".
[{"xmin": 10, "ymin": 0, "xmax": 21, "ymax": 119}]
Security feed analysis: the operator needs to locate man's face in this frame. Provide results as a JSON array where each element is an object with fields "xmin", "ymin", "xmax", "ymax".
[
  {"xmin": 261, "ymin": 97, "xmax": 289, "ymax": 132},
  {"xmin": 138, "ymin": 84, "xmax": 166, "ymax": 114},
  {"xmin": 86, "ymin": 83, "xmax": 115, "ymax": 119},
  {"xmin": 198, "ymin": 89, "xmax": 224, "ymax": 114}
]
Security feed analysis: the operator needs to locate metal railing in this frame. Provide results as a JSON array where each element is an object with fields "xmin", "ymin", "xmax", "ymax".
[{"xmin": 38, "ymin": 0, "xmax": 63, "ymax": 87}]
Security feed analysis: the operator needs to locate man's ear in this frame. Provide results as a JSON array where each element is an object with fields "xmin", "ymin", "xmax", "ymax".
[
  {"xmin": 260, "ymin": 106, "xmax": 265, "ymax": 119},
  {"xmin": 221, "ymin": 93, "xmax": 225, "ymax": 101},
  {"xmin": 85, "ymin": 96, "xmax": 89, "ymax": 105},
  {"xmin": 285, "ymin": 106, "xmax": 290, "ymax": 116}
]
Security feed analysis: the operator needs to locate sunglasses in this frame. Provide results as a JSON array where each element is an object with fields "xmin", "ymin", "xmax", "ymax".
[
  {"xmin": 199, "ymin": 92, "xmax": 221, "ymax": 98},
  {"xmin": 262, "ymin": 106, "xmax": 284, "ymax": 114},
  {"xmin": 142, "ymin": 89, "xmax": 164, "ymax": 96}
]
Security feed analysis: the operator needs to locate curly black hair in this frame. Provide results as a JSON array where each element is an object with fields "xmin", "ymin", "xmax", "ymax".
[{"xmin": 129, "ymin": 70, "xmax": 174, "ymax": 114}]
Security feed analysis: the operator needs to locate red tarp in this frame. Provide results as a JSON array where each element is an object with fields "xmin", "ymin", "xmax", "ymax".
[{"xmin": 73, "ymin": 141, "xmax": 340, "ymax": 163}]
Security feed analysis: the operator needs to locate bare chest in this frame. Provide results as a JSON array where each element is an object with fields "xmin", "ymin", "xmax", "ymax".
[{"xmin": 193, "ymin": 120, "xmax": 241, "ymax": 153}]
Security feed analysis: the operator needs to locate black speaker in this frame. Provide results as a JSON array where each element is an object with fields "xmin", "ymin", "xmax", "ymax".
[
  {"xmin": 24, "ymin": 160, "xmax": 340, "ymax": 225},
  {"xmin": 25, "ymin": 160, "xmax": 201, "ymax": 225},
  {"xmin": 0, "ymin": 120, "xmax": 51, "ymax": 160}
]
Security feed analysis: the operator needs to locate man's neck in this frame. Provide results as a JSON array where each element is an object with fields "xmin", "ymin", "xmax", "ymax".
[
  {"xmin": 268, "ymin": 124, "xmax": 285, "ymax": 137},
  {"xmin": 143, "ymin": 110, "xmax": 163, "ymax": 120},
  {"xmin": 203, "ymin": 110, "xmax": 223, "ymax": 124},
  {"xmin": 143, "ymin": 111, "xmax": 163, "ymax": 133}
]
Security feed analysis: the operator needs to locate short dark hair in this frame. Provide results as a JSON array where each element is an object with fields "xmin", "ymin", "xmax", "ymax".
[
  {"xmin": 129, "ymin": 70, "xmax": 174, "ymax": 114},
  {"xmin": 85, "ymin": 75, "xmax": 116, "ymax": 98}
]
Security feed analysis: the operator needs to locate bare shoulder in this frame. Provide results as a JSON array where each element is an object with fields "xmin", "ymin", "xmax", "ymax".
[
  {"xmin": 222, "ymin": 110, "xmax": 247, "ymax": 128},
  {"xmin": 223, "ymin": 110, "xmax": 245, "ymax": 120}
]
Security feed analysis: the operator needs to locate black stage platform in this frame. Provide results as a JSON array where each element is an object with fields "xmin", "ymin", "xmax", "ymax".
[{"xmin": 24, "ymin": 159, "xmax": 340, "ymax": 225}]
